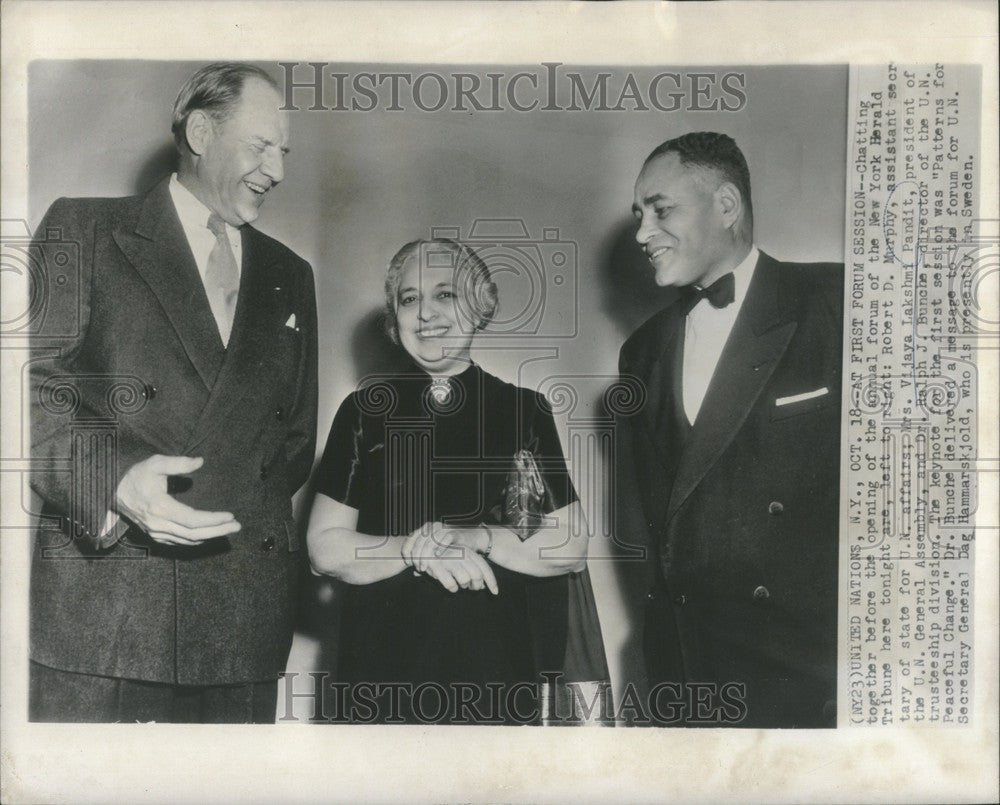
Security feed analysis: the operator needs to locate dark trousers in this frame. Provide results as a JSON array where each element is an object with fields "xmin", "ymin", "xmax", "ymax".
[{"xmin": 29, "ymin": 661, "xmax": 279, "ymax": 724}]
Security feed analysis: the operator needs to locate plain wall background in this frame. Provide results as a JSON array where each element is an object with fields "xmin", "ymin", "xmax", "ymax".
[{"xmin": 28, "ymin": 60, "xmax": 847, "ymax": 709}]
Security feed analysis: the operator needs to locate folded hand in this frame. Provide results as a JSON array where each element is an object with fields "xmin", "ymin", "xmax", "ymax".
[{"xmin": 401, "ymin": 522, "xmax": 498, "ymax": 594}]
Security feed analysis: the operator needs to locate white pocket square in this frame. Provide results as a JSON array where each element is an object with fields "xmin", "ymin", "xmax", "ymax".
[
  {"xmin": 775, "ymin": 387, "xmax": 829, "ymax": 406},
  {"xmin": 284, "ymin": 313, "xmax": 297, "ymax": 330}
]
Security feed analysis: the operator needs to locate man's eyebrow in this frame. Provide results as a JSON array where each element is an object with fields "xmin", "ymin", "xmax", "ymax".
[
  {"xmin": 632, "ymin": 192, "xmax": 667, "ymax": 214},
  {"xmin": 252, "ymin": 135, "xmax": 291, "ymax": 155}
]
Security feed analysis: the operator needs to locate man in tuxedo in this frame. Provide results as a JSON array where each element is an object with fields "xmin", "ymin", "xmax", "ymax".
[
  {"xmin": 29, "ymin": 63, "xmax": 318, "ymax": 722},
  {"xmin": 617, "ymin": 132, "xmax": 842, "ymax": 727}
]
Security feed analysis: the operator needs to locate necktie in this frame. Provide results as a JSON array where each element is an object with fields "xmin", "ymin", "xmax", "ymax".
[
  {"xmin": 205, "ymin": 213, "xmax": 240, "ymax": 347},
  {"xmin": 679, "ymin": 271, "xmax": 735, "ymax": 315}
]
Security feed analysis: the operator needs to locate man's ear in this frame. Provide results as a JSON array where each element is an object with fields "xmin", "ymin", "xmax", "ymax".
[
  {"xmin": 184, "ymin": 110, "xmax": 214, "ymax": 156},
  {"xmin": 716, "ymin": 182, "xmax": 743, "ymax": 230}
]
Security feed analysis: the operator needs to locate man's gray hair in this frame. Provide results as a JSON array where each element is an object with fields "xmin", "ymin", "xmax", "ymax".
[{"xmin": 171, "ymin": 62, "xmax": 279, "ymax": 150}]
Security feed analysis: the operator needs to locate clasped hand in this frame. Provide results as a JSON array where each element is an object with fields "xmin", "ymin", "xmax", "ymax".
[{"xmin": 401, "ymin": 522, "xmax": 498, "ymax": 595}]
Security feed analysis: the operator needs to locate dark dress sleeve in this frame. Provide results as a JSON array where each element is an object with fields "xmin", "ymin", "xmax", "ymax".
[
  {"xmin": 526, "ymin": 391, "xmax": 579, "ymax": 513},
  {"xmin": 313, "ymin": 393, "xmax": 366, "ymax": 508}
]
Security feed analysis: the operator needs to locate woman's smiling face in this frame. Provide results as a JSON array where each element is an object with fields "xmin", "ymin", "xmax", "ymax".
[{"xmin": 395, "ymin": 254, "xmax": 476, "ymax": 376}]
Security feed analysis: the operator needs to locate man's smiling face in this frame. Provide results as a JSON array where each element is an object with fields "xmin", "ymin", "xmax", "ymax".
[
  {"xmin": 632, "ymin": 152, "xmax": 733, "ymax": 289},
  {"xmin": 195, "ymin": 77, "xmax": 289, "ymax": 226}
]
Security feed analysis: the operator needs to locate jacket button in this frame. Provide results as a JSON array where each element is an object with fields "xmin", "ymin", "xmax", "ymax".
[
  {"xmin": 142, "ymin": 384, "xmax": 158, "ymax": 399},
  {"xmin": 768, "ymin": 500, "xmax": 784, "ymax": 515},
  {"xmin": 672, "ymin": 594, "xmax": 688, "ymax": 605},
  {"xmin": 753, "ymin": 585, "xmax": 770, "ymax": 601},
  {"xmin": 259, "ymin": 464, "xmax": 268, "ymax": 480},
  {"xmin": 261, "ymin": 536, "xmax": 276, "ymax": 552},
  {"xmin": 275, "ymin": 407, "xmax": 285, "ymax": 421}
]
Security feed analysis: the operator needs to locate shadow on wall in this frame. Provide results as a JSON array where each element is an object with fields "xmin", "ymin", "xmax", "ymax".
[
  {"xmin": 594, "ymin": 378, "xmax": 658, "ymax": 717},
  {"xmin": 132, "ymin": 142, "xmax": 177, "ymax": 195},
  {"xmin": 350, "ymin": 307, "xmax": 414, "ymax": 381},
  {"xmin": 596, "ymin": 217, "xmax": 679, "ymax": 343}
]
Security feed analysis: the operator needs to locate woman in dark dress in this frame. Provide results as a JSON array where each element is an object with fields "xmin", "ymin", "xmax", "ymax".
[{"xmin": 307, "ymin": 239, "xmax": 603, "ymax": 724}]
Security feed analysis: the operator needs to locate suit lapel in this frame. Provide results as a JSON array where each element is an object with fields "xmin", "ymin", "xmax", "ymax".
[
  {"xmin": 628, "ymin": 306, "xmax": 685, "ymax": 530},
  {"xmin": 665, "ymin": 253, "xmax": 797, "ymax": 524},
  {"xmin": 646, "ymin": 315, "xmax": 686, "ymax": 470},
  {"xmin": 636, "ymin": 307, "xmax": 683, "ymax": 442},
  {"xmin": 184, "ymin": 226, "xmax": 285, "ymax": 452},
  {"xmin": 112, "ymin": 178, "xmax": 225, "ymax": 389}
]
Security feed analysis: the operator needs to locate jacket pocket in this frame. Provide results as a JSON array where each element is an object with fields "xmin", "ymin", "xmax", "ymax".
[{"xmin": 770, "ymin": 386, "xmax": 836, "ymax": 421}]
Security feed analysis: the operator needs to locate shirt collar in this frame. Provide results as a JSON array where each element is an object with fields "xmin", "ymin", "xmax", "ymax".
[
  {"xmin": 732, "ymin": 244, "xmax": 760, "ymax": 309},
  {"xmin": 688, "ymin": 245, "xmax": 758, "ymax": 316},
  {"xmin": 168, "ymin": 173, "xmax": 239, "ymax": 244}
]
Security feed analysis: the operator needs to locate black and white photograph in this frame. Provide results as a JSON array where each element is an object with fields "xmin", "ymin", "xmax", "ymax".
[{"xmin": 1, "ymin": 2, "xmax": 997, "ymax": 803}]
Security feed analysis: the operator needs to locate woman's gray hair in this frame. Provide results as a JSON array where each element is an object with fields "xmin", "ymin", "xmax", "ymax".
[{"xmin": 383, "ymin": 239, "xmax": 498, "ymax": 345}]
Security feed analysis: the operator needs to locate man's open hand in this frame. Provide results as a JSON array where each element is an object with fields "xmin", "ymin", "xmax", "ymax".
[{"xmin": 116, "ymin": 455, "xmax": 241, "ymax": 546}]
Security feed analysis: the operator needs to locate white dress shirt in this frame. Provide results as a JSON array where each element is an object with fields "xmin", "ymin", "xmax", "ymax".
[
  {"xmin": 168, "ymin": 173, "xmax": 242, "ymax": 280},
  {"xmin": 681, "ymin": 245, "xmax": 759, "ymax": 424}
]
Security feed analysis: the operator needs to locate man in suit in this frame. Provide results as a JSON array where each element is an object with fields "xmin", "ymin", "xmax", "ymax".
[
  {"xmin": 29, "ymin": 63, "xmax": 318, "ymax": 723},
  {"xmin": 617, "ymin": 132, "xmax": 842, "ymax": 727}
]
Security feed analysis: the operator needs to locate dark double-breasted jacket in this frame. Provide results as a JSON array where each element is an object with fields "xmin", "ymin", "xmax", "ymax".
[{"xmin": 29, "ymin": 177, "xmax": 318, "ymax": 685}]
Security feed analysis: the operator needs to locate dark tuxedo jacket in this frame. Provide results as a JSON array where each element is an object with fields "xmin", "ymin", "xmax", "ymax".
[
  {"xmin": 29, "ymin": 177, "xmax": 318, "ymax": 686},
  {"xmin": 617, "ymin": 251, "xmax": 843, "ymax": 727}
]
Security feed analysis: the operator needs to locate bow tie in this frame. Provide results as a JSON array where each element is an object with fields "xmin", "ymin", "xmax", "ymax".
[{"xmin": 679, "ymin": 272, "xmax": 735, "ymax": 314}]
